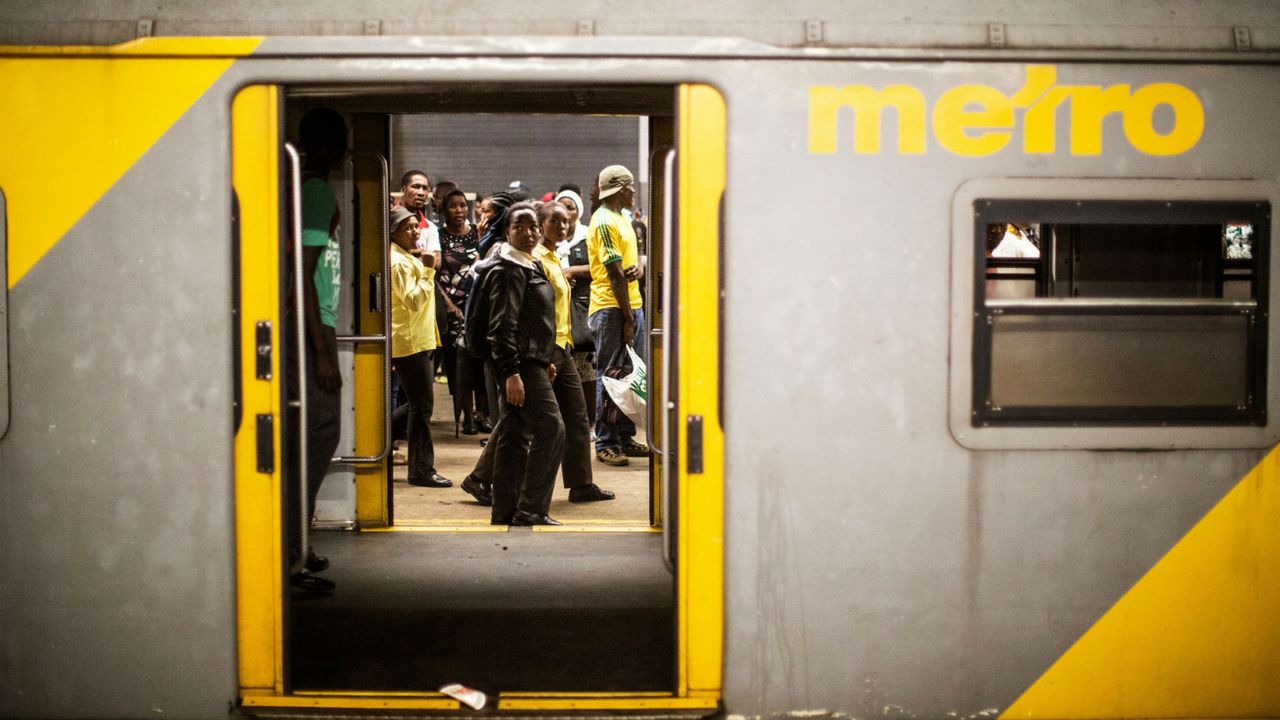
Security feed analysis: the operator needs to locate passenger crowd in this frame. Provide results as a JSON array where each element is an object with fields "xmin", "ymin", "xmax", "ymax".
[{"xmin": 290, "ymin": 108, "xmax": 649, "ymax": 591}]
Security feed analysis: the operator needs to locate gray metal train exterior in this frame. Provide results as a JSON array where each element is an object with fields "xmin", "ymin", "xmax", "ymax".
[{"xmin": 2, "ymin": 2, "xmax": 1280, "ymax": 718}]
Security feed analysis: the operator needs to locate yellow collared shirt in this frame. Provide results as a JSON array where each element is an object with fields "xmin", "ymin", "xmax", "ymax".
[
  {"xmin": 389, "ymin": 243, "xmax": 440, "ymax": 358},
  {"xmin": 534, "ymin": 243, "xmax": 572, "ymax": 349}
]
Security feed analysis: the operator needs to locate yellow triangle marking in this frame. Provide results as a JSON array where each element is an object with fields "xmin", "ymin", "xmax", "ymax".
[
  {"xmin": 0, "ymin": 37, "xmax": 262, "ymax": 288},
  {"xmin": 1001, "ymin": 447, "xmax": 1280, "ymax": 718}
]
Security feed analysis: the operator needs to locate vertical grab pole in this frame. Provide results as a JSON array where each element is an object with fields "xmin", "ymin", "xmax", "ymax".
[
  {"xmin": 660, "ymin": 148, "xmax": 677, "ymax": 573},
  {"xmin": 283, "ymin": 142, "xmax": 308, "ymax": 574}
]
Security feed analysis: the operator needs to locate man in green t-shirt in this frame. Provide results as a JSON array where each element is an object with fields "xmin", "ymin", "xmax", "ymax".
[{"xmin": 291, "ymin": 108, "xmax": 348, "ymax": 594}]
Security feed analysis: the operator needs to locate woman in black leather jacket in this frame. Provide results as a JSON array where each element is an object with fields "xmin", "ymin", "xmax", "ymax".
[{"xmin": 484, "ymin": 201, "xmax": 565, "ymax": 525}]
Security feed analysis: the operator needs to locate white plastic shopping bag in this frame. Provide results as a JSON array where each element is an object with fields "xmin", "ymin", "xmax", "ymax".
[{"xmin": 601, "ymin": 346, "xmax": 647, "ymax": 426}]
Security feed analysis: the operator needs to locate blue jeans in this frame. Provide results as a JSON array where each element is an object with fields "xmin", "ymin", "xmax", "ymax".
[{"xmin": 589, "ymin": 307, "xmax": 639, "ymax": 451}]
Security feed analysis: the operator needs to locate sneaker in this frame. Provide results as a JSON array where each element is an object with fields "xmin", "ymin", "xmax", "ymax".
[
  {"xmin": 569, "ymin": 484, "xmax": 616, "ymax": 502},
  {"xmin": 620, "ymin": 440, "xmax": 648, "ymax": 458},
  {"xmin": 596, "ymin": 447, "xmax": 629, "ymax": 466}
]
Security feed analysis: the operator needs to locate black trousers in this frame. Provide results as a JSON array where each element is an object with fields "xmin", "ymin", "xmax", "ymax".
[
  {"xmin": 469, "ymin": 345, "xmax": 592, "ymax": 492},
  {"xmin": 392, "ymin": 349, "xmax": 437, "ymax": 480},
  {"xmin": 484, "ymin": 360, "xmax": 565, "ymax": 520},
  {"xmin": 286, "ymin": 324, "xmax": 342, "ymax": 568}
]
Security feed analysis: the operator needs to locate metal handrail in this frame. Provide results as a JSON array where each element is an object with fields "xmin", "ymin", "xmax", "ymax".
[
  {"xmin": 283, "ymin": 142, "xmax": 308, "ymax": 574},
  {"xmin": 659, "ymin": 148, "xmax": 677, "ymax": 574},
  {"xmin": 332, "ymin": 150, "xmax": 392, "ymax": 464},
  {"xmin": 647, "ymin": 146, "xmax": 674, "ymax": 458}
]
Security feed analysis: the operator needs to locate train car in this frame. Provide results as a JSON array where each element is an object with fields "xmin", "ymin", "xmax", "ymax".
[{"xmin": 2, "ymin": 2, "xmax": 1279, "ymax": 719}]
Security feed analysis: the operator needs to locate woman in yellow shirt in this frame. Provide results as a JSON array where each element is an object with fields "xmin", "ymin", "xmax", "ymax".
[{"xmin": 389, "ymin": 205, "xmax": 451, "ymax": 488}]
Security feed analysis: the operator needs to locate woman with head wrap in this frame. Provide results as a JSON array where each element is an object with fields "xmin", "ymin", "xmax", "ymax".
[{"xmin": 554, "ymin": 187, "xmax": 598, "ymax": 429}]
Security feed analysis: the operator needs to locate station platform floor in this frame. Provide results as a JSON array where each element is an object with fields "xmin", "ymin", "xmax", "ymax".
[{"xmin": 390, "ymin": 380, "xmax": 655, "ymax": 528}]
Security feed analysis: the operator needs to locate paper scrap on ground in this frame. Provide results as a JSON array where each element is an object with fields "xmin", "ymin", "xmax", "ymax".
[{"xmin": 439, "ymin": 683, "xmax": 487, "ymax": 710}]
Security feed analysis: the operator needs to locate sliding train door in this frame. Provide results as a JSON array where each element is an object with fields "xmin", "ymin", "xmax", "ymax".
[{"xmin": 231, "ymin": 84, "xmax": 287, "ymax": 698}]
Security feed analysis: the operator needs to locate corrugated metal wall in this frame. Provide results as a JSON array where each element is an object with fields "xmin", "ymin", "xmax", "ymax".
[{"xmin": 391, "ymin": 113, "xmax": 646, "ymax": 212}]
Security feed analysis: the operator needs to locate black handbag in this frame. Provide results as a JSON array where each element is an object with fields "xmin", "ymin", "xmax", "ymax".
[{"xmin": 569, "ymin": 297, "xmax": 594, "ymax": 352}]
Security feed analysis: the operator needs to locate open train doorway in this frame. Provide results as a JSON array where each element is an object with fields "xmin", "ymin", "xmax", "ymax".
[{"xmin": 231, "ymin": 82, "xmax": 724, "ymax": 712}]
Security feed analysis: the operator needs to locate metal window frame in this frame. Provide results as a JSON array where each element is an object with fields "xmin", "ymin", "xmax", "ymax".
[
  {"xmin": 972, "ymin": 198, "xmax": 1270, "ymax": 427},
  {"xmin": 949, "ymin": 178, "xmax": 1280, "ymax": 450}
]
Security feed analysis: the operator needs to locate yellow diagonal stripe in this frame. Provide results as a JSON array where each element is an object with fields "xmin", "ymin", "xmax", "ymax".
[
  {"xmin": 0, "ymin": 37, "xmax": 261, "ymax": 288},
  {"xmin": 1002, "ymin": 448, "xmax": 1280, "ymax": 718}
]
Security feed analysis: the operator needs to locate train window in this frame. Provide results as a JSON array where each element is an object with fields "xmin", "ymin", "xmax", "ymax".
[
  {"xmin": 972, "ymin": 198, "xmax": 1270, "ymax": 427},
  {"xmin": 0, "ymin": 189, "xmax": 7, "ymax": 440}
]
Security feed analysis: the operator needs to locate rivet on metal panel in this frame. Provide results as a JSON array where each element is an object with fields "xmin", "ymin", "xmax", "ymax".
[
  {"xmin": 136, "ymin": 19, "xmax": 153, "ymax": 38},
  {"xmin": 804, "ymin": 19, "xmax": 824, "ymax": 45},
  {"xmin": 1233, "ymin": 26, "xmax": 1252, "ymax": 50},
  {"xmin": 988, "ymin": 23, "xmax": 1006, "ymax": 48},
  {"xmin": 577, "ymin": 19, "xmax": 596, "ymax": 36},
  {"xmin": 364, "ymin": 19, "xmax": 382, "ymax": 36}
]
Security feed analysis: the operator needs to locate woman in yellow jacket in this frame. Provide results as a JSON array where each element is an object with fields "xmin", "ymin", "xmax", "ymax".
[{"xmin": 389, "ymin": 205, "xmax": 451, "ymax": 488}]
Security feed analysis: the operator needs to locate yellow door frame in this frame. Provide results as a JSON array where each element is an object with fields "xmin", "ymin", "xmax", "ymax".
[
  {"xmin": 232, "ymin": 81, "xmax": 726, "ymax": 713},
  {"xmin": 231, "ymin": 84, "xmax": 287, "ymax": 697}
]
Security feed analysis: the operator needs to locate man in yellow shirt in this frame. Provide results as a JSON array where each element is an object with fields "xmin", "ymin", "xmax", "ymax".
[
  {"xmin": 586, "ymin": 165, "xmax": 647, "ymax": 467},
  {"xmin": 389, "ymin": 205, "xmax": 451, "ymax": 488}
]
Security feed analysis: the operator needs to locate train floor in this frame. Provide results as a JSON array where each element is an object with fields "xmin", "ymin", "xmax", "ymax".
[{"xmin": 289, "ymin": 529, "xmax": 675, "ymax": 694}]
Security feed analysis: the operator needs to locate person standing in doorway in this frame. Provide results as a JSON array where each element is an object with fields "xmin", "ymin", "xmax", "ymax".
[{"xmin": 290, "ymin": 108, "xmax": 347, "ymax": 593}]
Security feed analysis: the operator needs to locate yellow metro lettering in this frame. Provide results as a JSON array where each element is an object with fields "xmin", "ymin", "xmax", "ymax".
[
  {"xmin": 808, "ymin": 84, "xmax": 926, "ymax": 154},
  {"xmin": 932, "ymin": 84, "xmax": 1013, "ymax": 157},
  {"xmin": 1023, "ymin": 86, "xmax": 1072, "ymax": 154},
  {"xmin": 808, "ymin": 66, "xmax": 1203, "ymax": 158},
  {"xmin": 1124, "ymin": 83, "xmax": 1204, "ymax": 156},
  {"xmin": 1068, "ymin": 85, "xmax": 1131, "ymax": 155}
]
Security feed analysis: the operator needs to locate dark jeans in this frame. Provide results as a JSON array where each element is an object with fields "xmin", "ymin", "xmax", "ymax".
[
  {"xmin": 480, "ymin": 360, "xmax": 565, "ymax": 521},
  {"xmin": 286, "ymin": 324, "xmax": 342, "ymax": 569},
  {"xmin": 469, "ymin": 346, "xmax": 592, "ymax": 491},
  {"xmin": 589, "ymin": 307, "xmax": 639, "ymax": 451},
  {"xmin": 392, "ymin": 349, "xmax": 437, "ymax": 480}
]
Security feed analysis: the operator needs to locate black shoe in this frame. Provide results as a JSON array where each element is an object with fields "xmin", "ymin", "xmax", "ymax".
[
  {"xmin": 408, "ymin": 472, "xmax": 452, "ymax": 488},
  {"xmin": 477, "ymin": 419, "xmax": 494, "ymax": 434},
  {"xmin": 491, "ymin": 511, "xmax": 515, "ymax": 525},
  {"xmin": 569, "ymin": 484, "xmax": 616, "ymax": 502},
  {"xmin": 461, "ymin": 420, "xmax": 478, "ymax": 435},
  {"xmin": 461, "ymin": 476, "xmax": 493, "ymax": 506},
  {"xmin": 290, "ymin": 571, "xmax": 335, "ymax": 593},
  {"xmin": 305, "ymin": 552, "xmax": 329, "ymax": 573},
  {"xmin": 511, "ymin": 510, "xmax": 562, "ymax": 526}
]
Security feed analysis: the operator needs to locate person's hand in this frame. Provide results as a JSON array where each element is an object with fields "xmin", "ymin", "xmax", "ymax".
[
  {"xmin": 316, "ymin": 353, "xmax": 343, "ymax": 391},
  {"xmin": 505, "ymin": 374, "xmax": 525, "ymax": 406},
  {"xmin": 548, "ymin": 363, "xmax": 557, "ymax": 384},
  {"xmin": 623, "ymin": 264, "xmax": 641, "ymax": 280},
  {"xmin": 449, "ymin": 305, "xmax": 465, "ymax": 320},
  {"xmin": 622, "ymin": 315, "xmax": 636, "ymax": 346}
]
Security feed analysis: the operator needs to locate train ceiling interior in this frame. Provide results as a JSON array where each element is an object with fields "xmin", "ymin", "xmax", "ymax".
[{"xmin": 286, "ymin": 83, "xmax": 676, "ymax": 116}]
